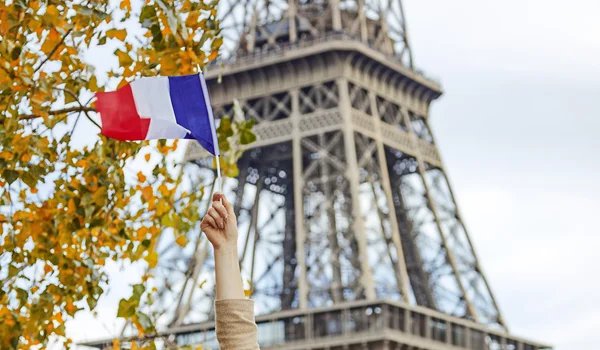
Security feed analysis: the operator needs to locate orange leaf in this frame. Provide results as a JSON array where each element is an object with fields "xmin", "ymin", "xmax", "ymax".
[
  {"xmin": 137, "ymin": 226, "xmax": 148, "ymax": 240},
  {"xmin": 185, "ymin": 11, "xmax": 200, "ymax": 28},
  {"xmin": 159, "ymin": 55, "xmax": 177, "ymax": 73},
  {"xmin": 137, "ymin": 171, "xmax": 146, "ymax": 183},
  {"xmin": 67, "ymin": 198, "xmax": 76, "ymax": 213},
  {"xmin": 141, "ymin": 186, "xmax": 153, "ymax": 201},
  {"xmin": 175, "ymin": 235, "xmax": 188, "ymax": 247},
  {"xmin": 44, "ymin": 264, "xmax": 53, "ymax": 274},
  {"xmin": 144, "ymin": 153, "xmax": 151, "ymax": 162},
  {"xmin": 20, "ymin": 153, "xmax": 32, "ymax": 162},
  {"xmin": 208, "ymin": 51, "xmax": 218, "ymax": 61},
  {"xmin": 41, "ymin": 28, "xmax": 61, "ymax": 55},
  {"xmin": 65, "ymin": 301, "xmax": 77, "ymax": 316},
  {"xmin": 106, "ymin": 29, "xmax": 127, "ymax": 41},
  {"xmin": 119, "ymin": 0, "xmax": 131, "ymax": 11},
  {"xmin": 117, "ymin": 77, "xmax": 129, "ymax": 89},
  {"xmin": 158, "ymin": 184, "xmax": 169, "ymax": 197}
]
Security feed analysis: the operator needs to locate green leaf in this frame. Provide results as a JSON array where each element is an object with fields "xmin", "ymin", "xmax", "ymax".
[
  {"xmin": 16, "ymin": 288, "xmax": 28, "ymax": 306},
  {"xmin": 150, "ymin": 24, "xmax": 163, "ymax": 49},
  {"xmin": 8, "ymin": 264, "xmax": 18, "ymax": 278},
  {"xmin": 218, "ymin": 117, "xmax": 233, "ymax": 138},
  {"xmin": 87, "ymin": 296, "xmax": 98, "ymax": 310},
  {"xmin": 117, "ymin": 298, "xmax": 136, "ymax": 318},
  {"xmin": 132, "ymin": 284, "xmax": 145, "ymax": 298},
  {"xmin": 136, "ymin": 311, "xmax": 152, "ymax": 330},
  {"xmin": 10, "ymin": 46, "xmax": 22, "ymax": 60},
  {"xmin": 21, "ymin": 171, "xmax": 37, "ymax": 188},
  {"xmin": 2, "ymin": 169, "xmax": 19, "ymax": 185},
  {"xmin": 239, "ymin": 130, "xmax": 257, "ymax": 145},
  {"xmin": 140, "ymin": 5, "xmax": 157, "ymax": 26},
  {"xmin": 211, "ymin": 37, "xmax": 223, "ymax": 51},
  {"xmin": 161, "ymin": 213, "xmax": 174, "ymax": 227}
]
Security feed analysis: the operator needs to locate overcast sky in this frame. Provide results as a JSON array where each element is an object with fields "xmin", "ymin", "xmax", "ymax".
[
  {"xmin": 403, "ymin": 1, "xmax": 600, "ymax": 348},
  {"xmin": 67, "ymin": 1, "xmax": 599, "ymax": 349}
]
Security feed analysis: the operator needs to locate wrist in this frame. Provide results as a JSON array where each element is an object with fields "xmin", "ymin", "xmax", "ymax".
[{"xmin": 213, "ymin": 243, "xmax": 238, "ymax": 257}]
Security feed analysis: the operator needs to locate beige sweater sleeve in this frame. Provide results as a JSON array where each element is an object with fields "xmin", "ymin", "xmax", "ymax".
[{"xmin": 215, "ymin": 299, "xmax": 260, "ymax": 350}]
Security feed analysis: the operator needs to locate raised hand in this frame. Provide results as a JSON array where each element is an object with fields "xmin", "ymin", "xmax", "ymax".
[
  {"xmin": 201, "ymin": 192, "xmax": 245, "ymax": 300},
  {"xmin": 201, "ymin": 192, "xmax": 238, "ymax": 251}
]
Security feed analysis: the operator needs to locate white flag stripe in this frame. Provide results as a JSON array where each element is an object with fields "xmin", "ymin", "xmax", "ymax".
[{"xmin": 130, "ymin": 76, "xmax": 187, "ymax": 139}]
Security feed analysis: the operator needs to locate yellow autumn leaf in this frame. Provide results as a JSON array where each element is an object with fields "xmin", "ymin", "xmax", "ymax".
[
  {"xmin": 186, "ymin": 11, "xmax": 200, "ymax": 28},
  {"xmin": 175, "ymin": 235, "xmax": 188, "ymax": 247},
  {"xmin": 44, "ymin": 5, "xmax": 60, "ymax": 26},
  {"xmin": 158, "ymin": 184, "xmax": 169, "ymax": 197},
  {"xmin": 112, "ymin": 338, "xmax": 120, "ymax": 350},
  {"xmin": 28, "ymin": 17, "xmax": 42, "ymax": 32},
  {"xmin": 115, "ymin": 49, "xmax": 133, "ymax": 67},
  {"xmin": 106, "ymin": 29, "xmax": 127, "ymax": 41},
  {"xmin": 0, "ymin": 0, "xmax": 246, "ymax": 347},
  {"xmin": 160, "ymin": 54, "xmax": 177, "ymax": 73},
  {"xmin": 145, "ymin": 251, "xmax": 158, "ymax": 268},
  {"xmin": 198, "ymin": 279, "xmax": 207, "ymax": 289},
  {"xmin": 41, "ymin": 28, "xmax": 61, "ymax": 55}
]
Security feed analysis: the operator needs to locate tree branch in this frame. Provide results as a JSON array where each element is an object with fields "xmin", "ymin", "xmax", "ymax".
[
  {"xmin": 34, "ymin": 28, "xmax": 74, "ymax": 74},
  {"xmin": 17, "ymin": 106, "xmax": 96, "ymax": 120}
]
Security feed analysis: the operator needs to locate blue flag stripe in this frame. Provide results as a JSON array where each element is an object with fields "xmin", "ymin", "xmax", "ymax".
[{"xmin": 168, "ymin": 74, "xmax": 216, "ymax": 155}]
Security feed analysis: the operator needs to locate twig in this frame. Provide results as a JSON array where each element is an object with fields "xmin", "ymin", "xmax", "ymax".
[
  {"xmin": 16, "ymin": 106, "xmax": 96, "ymax": 120},
  {"xmin": 33, "ymin": 28, "xmax": 74, "ymax": 74}
]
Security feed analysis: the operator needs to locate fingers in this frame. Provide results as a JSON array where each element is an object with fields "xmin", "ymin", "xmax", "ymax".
[
  {"xmin": 212, "ymin": 201, "xmax": 228, "ymax": 221},
  {"xmin": 208, "ymin": 207, "xmax": 225, "ymax": 229},
  {"xmin": 202, "ymin": 214, "xmax": 218, "ymax": 230},
  {"xmin": 212, "ymin": 192, "xmax": 235, "ymax": 216}
]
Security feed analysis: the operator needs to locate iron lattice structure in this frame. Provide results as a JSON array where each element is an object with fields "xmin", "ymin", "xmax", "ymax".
[
  {"xmin": 100, "ymin": 1, "xmax": 551, "ymax": 349},
  {"xmin": 173, "ymin": 0, "xmax": 503, "ymax": 328}
]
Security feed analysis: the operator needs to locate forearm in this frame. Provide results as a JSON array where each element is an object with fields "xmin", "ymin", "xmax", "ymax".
[{"xmin": 214, "ymin": 246, "xmax": 245, "ymax": 300}]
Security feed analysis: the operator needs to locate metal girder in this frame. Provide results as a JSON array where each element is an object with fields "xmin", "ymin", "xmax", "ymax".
[{"xmin": 163, "ymin": 0, "xmax": 512, "ymax": 335}]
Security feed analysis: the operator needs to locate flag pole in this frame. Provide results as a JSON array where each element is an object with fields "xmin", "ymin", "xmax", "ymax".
[
  {"xmin": 198, "ymin": 63, "xmax": 223, "ymax": 196},
  {"xmin": 215, "ymin": 154, "xmax": 223, "ymax": 194}
]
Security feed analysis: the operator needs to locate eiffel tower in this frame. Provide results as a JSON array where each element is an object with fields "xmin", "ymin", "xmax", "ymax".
[{"xmin": 83, "ymin": 1, "xmax": 551, "ymax": 349}]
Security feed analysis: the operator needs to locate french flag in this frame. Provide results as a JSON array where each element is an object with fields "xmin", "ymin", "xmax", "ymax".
[{"xmin": 95, "ymin": 74, "xmax": 219, "ymax": 156}]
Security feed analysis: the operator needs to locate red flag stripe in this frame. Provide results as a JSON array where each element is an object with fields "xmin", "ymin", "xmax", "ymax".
[{"xmin": 95, "ymin": 84, "xmax": 150, "ymax": 141}]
